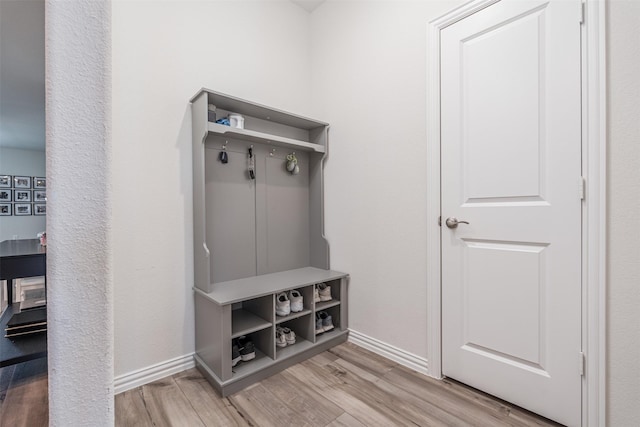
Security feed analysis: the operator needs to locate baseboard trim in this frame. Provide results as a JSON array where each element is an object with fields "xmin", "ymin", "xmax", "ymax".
[
  {"xmin": 114, "ymin": 353, "xmax": 195, "ymax": 395},
  {"xmin": 348, "ymin": 329, "xmax": 429, "ymax": 375}
]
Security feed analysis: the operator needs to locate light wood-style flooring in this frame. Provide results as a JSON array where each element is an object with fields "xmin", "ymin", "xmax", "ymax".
[
  {"xmin": 0, "ymin": 343, "xmax": 561, "ymax": 426},
  {"xmin": 0, "ymin": 358, "xmax": 48, "ymax": 427}
]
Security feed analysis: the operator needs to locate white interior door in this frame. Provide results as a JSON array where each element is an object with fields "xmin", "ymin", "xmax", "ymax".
[{"xmin": 440, "ymin": 1, "xmax": 583, "ymax": 425}]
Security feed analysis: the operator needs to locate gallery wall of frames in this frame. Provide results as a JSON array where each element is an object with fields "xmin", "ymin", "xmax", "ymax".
[{"xmin": 0, "ymin": 175, "xmax": 46, "ymax": 217}]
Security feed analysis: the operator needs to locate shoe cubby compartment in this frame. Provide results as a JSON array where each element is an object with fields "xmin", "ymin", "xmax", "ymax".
[
  {"xmin": 275, "ymin": 285, "xmax": 314, "ymax": 324},
  {"xmin": 231, "ymin": 329, "xmax": 273, "ymax": 377},
  {"xmin": 316, "ymin": 305, "xmax": 342, "ymax": 339},
  {"xmin": 315, "ymin": 278, "xmax": 342, "ymax": 311},
  {"xmin": 275, "ymin": 315, "xmax": 314, "ymax": 360},
  {"xmin": 231, "ymin": 295, "xmax": 273, "ymax": 338},
  {"xmin": 192, "ymin": 89, "xmax": 349, "ymax": 396}
]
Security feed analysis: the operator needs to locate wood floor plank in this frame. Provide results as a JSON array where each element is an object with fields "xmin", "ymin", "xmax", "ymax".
[
  {"xmin": 328, "ymin": 342, "xmax": 397, "ymax": 377},
  {"xmin": 388, "ymin": 366, "xmax": 508, "ymax": 413},
  {"xmin": 385, "ymin": 366, "xmax": 558, "ymax": 427},
  {"xmin": 262, "ymin": 368, "xmax": 344, "ymax": 426},
  {"xmin": 439, "ymin": 376, "xmax": 563, "ymax": 427},
  {"xmin": 325, "ymin": 412, "xmax": 367, "ymax": 427},
  {"xmin": 331, "ymin": 355, "xmax": 380, "ymax": 383},
  {"xmin": 287, "ymin": 359, "xmax": 410, "ymax": 426},
  {"xmin": 0, "ymin": 359, "xmax": 48, "ymax": 427},
  {"xmin": 0, "ymin": 346, "xmax": 566, "ymax": 427},
  {"xmin": 141, "ymin": 376, "xmax": 205, "ymax": 427},
  {"xmin": 0, "ymin": 364, "xmax": 16, "ymax": 419},
  {"xmin": 381, "ymin": 366, "xmax": 516, "ymax": 426},
  {"xmin": 228, "ymin": 382, "xmax": 311, "ymax": 427},
  {"xmin": 115, "ymin": 388, "xmax": 154, "ymax": 427},
  {"xmin": 172, "ymin": 369, "xmax": 250, "ymax": 427},
  {"xmin": 306, "ymin": 350, "xmax": 339, "ymax": 367},
  {"xmin": 440, "ymin": 376, "xmax": 519, "ymax": 419},
  {"xmin": 507, "ymin": 408, "xmax": 563, "ymax": 427},
  {"xmin": 326, "ymin": 358, "xmax": 465, "ymax": 427}
]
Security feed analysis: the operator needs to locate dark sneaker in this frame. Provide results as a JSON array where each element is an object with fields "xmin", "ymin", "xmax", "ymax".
[
  {"xmin": 232, "ymin": 340, "xmax": 241, "ymax": 366},
  {"xmin": 320, "ymin": 311, "xmax": 334, "ymax": 332},
  {"xmin": 315, "ymin": 313, "xmax": 324, "ymax": 335},
  {"xmin": 238, "ymin": 335, "xmax": 256, "ymax": 361}
]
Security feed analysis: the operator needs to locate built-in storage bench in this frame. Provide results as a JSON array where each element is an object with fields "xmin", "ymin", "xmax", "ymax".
[{"xmin": 190, "ymin": 89, "xmax": 348, "ymax": 396}]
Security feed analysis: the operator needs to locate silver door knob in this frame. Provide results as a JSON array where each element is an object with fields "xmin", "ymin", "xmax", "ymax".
[{"xmin": 445, "ymin": 217, "xmax": 470, "ymax": 229}]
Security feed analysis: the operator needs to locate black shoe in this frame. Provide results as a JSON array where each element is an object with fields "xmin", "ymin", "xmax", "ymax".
[
  {"xmin": 232, "ymin": 339, "xmax": 241, "ymax": 366},
  {"xmin": 237, "ymin": 335, "xmax": 256, "ymax": 361}
]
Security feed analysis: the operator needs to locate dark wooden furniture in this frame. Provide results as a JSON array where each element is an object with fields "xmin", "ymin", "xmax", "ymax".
[{"xmin": 0, "ymin": 239, "xmax": 47, "ymax": 367}]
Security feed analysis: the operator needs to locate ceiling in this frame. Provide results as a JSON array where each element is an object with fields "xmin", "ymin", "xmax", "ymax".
[
  {"xmin": 291, "ymin": 0, "xmax": 326, "ymax": 13},
  {"xmin": 0, "ymin": 0, "xmax": 45, "ymax": 151}
]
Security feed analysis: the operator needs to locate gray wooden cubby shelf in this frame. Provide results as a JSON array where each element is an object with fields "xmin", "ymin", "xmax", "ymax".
[
  {"xmin": 191, "ymin": 89, "xmax": 348, "ymax": 397},
  {"xmin": 207, "ymin": 123, "xmax": 326, "ymax": 153}
]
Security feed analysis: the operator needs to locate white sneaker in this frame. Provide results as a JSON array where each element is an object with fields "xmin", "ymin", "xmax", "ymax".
[
  {"xmin": 314, "ymin": 287, "xmax": 321, "ymax": 303},
  {"xmin": 276, "ymin": 326, "xmax": 296, "ymax": 347},
  {"xmin": 276, "ymin": 328, "xmax": 288, "ymax": 347},
  {"xmin": 317, "ymin": 283, "xmax": 332, "ymax": 302},
  {"xmin": 282, "ymin": 327, "xmax": 296, "ymax": 345},
  {"xmin": 276, "ymin": 292, "xmax": 291, "ymax": 316},
  {"xmin": 289, "ymin": 289, "xmax": 303, "ymax": 312}
]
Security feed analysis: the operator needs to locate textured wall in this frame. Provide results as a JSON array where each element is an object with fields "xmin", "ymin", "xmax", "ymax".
[
  {"xmin": 111, "ymin": 0, "xmax": 311, "ymax": 377},
  {"xmin": 607, "ymin": 1, "xmax": 640, "ymax": 424},
  {"xmin": 46, "ymin": 0, "xmax": 113, "ymax": 425}
]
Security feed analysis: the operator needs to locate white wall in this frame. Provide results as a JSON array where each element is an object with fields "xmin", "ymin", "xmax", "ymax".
[
  {"xmin": 607, "ymin": 0, "xmax": 640, "ymax": 424},
  {"xmin": 111, "ymin": 0, "xmax": 312, "ymax": 377},
  {"xmin": 109, "ymin": 0, "xmax": 640, "ymax": 423},
  {"xmin": 0, "ymin": 148, "xmax": 46, "ymax": 241},
  {"xmin": 310, "ymin": 0, "xmax": 463, "ymax": 361}
]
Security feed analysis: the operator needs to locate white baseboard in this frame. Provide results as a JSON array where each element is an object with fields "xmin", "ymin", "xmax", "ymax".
[
  {"xmin": 114, "ymin": 353, "xmax": 195, "ymax": 395},
  {"xmin": 348, "ymin": 329, "xmax": 429, "ymax": 376}
]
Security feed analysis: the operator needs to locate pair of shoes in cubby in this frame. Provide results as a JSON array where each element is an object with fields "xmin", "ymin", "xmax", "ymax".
[
  {"xmin": 313, "ymin": 283, "xmax": 332, "ymax": 303},
  {"xmin": 275, "ymin": 326, "xmax": 296, "ymax": 348},
  {"xmin": 315, "ymin": 311, "xmax": 334, "ymax": 335},
  {"xmin": 232, "ymin": 335, "xmax": 256, "ymax": 366},
  {"xmin": 276, "ymin": 289, "xmax": 304, "ymax": 316}
]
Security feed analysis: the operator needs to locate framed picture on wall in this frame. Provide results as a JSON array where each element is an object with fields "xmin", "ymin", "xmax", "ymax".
[
  {"xmin": 14, "ymin": 176, "xmax": 31, "ymax": 189},
  {"xmin": 14, "ymin": 203, "xmax": 31, "ymax": 216},
  {"xmin": 34, "ymin": 204, "xmax": 46, "ymax": 216},
  {"xmin": 33, "ymin": 190, "xmax": 46, "ymax": 202},
  {"xmin": 0, "ymin": 190, "xmax": 11, "ymax": 202},
  {"xmin": 0, "ymin": 204, "xmax": 11, "ymax": 216},
  {"xmin": 0, "ymin": 175, "xmax": 11, "ymax": 188},
  {"xmin": 33, "ymin": 177, "xmax": 46, "ymax": 189},
  {"xmin": 14, "ymin": 190, "xmax": 31, "ymax": 202}
]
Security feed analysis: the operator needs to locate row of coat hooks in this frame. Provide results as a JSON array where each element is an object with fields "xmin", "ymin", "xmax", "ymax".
[{"xmin": 218, "ymin": 140, "xmax": 299, "ymax": 177}]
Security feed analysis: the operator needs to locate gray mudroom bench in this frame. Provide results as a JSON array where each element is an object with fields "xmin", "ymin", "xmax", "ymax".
[{"xmin": 190, "ymin": 89, "xmax": 349, "ymax": 396}]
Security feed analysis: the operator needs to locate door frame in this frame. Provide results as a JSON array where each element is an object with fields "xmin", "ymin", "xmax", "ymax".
[{"xmin": 425, "ymin": 1, "xmax": 607, "ymax": 425}]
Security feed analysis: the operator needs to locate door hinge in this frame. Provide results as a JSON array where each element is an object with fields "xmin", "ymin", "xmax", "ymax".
[
  {"xmin": 438, "ymin": 216, "xmax": 442, "ymax": 227},
  {"xmin": 580, "ymin": 2, "xmax": 585, "ymax": 24},
  {"xmin": 579, "ymin": 351, "xmax": 585, "ymax": 376},
  {"xmin": 579, "ymin": 176, "xmax": 585, "ymax": 200}
]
